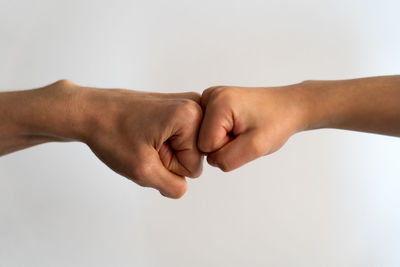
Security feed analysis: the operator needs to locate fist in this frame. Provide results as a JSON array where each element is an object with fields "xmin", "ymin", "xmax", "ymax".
[
  {"xmin": 81, "ymin": 88, "xmax": 204, "ymax": 198},
  {"xmin": 198, "ymin": 85, "xmax": 307, "ymax": 172}
]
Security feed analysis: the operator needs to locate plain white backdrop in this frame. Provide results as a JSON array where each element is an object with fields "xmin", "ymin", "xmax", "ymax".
[{"xmin": 1, "ymin": 0, "xmax": 400, "ymax": 266}]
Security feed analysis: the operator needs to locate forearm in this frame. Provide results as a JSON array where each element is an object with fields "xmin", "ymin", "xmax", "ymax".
[
  {"xmin": 297, "ymin": 75, "xmax": 400, "ymax": 137},
  {"xmin": 0, "ymin": 80, "xmax": 88, "ymax": 156}
]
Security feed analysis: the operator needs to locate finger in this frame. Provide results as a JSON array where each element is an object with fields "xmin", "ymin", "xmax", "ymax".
[
  {"xmin": 168, "ymin": 101, "xmax": 204, "ymax": 178},
  {"xmin": 153, "ymin": 162, "xmax": 188, "ymax": 199},
  {"xmin": 200, "ymin": 86, "xmax": 221, "ymax": 109},
  {"xmin": 141, "ymin": 149, "xmax": 188, "ymax": 199},
  {"xmin": 169, "ymin": 134, "xmax": 204, "ymax": 178},
  {"xmin": 198, "ymin": 97, "xmax": 233, "ymax": 153},
  {"xmin": 206, "ymin": 131, "xmax": 265, "ymax": 172}
]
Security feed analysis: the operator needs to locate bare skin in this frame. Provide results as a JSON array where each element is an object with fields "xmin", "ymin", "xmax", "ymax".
[
  {"xmin": 198, "ymin": 75, "xmax": 400, "ymax": 171},
  {"xmin": 0, "ymin": 80, "xmax": 203, "ymax": 198},
  {"xmin": 1, "ymin": 75, "xmax": 400, "ymax": 196}
]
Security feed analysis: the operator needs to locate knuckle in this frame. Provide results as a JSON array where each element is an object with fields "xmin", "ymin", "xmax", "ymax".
[
  {"xmin": 211, "ymin": 86, "xmax": 236, "ymax": 104},
  {"xmin": 203, "ymin": 86, "xmax": 222, "ymax": 96},
  {"xmin": 183, "ymin": 99, "xmax": 203, "ymax": 119},
  {"xmin": 186, "ymin": 91, "xmax": 201, "ymax": 103},
  {"xmin": 173, "ymin": 99, "xmax": 203, "ymax": 124},
  {"xmin": 201, "ymin": 86, "xmax": 232, "ymax": 109}
]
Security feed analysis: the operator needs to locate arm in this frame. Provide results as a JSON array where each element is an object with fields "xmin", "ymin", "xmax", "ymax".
[
  {"xmin": 0, "ymin": 81, "xmax": 81, "ymax": 156},
  {"xmin": 0, "ymin": 80, "xmax": 203, "ymax": 198},
  {"xmin": 198, "ymin": 75, "xmax": 400, "ymax": 171}
]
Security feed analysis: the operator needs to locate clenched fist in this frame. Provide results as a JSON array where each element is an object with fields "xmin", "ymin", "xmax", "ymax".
[
  {"xmin": 198, "ymin": 76, "xmax": 400, "ymax": 172},
  {"xmin": 80, "ymin": 87, "xmax": 204, "ymax": 198},
  {"xmin": 0, "ymin": 80, "xmax": 203, "ymax": 199},
  {"xmin": 198, "ymin": 85, "xmax": 308, "ymax": 172},
  {"xmin": 3, "ymin": 76, "xmax": 400, "ymax": 198}
]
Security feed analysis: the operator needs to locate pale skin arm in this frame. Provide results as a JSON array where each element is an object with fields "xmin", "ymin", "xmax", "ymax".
[
  {"xmin": 198, "ymin": 75, "xmax": 400, "ymax": 171},
  {"xmin": 0, "ymin": 80, "xmax": 204, "ymax": 198}
]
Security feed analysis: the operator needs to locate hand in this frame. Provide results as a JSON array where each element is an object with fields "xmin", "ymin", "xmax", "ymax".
[
  {"xmin": 198, "ymin": 85, "xmax": 308, "ymax": 172},
  {"xmin": 75, "ymin": 85, "xmax": 204, "ymax": 198}
]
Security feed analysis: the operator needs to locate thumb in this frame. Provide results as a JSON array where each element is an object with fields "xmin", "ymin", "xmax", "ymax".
[
  {"xmin": 198, "ymin": 99, "xmax": 233, "ymax": 153},
  {"xmin": 145, "ymin": 148, "xmax": 188, "ymax": 199},
  {"xmin": 206, "ymin": 131, "xmax": 266, "ymax": 172}
]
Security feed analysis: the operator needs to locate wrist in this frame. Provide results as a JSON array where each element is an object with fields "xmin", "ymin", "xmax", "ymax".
[
  {"xmin": 47, "ymin": 80, "xmax": 101, "ymax": 143},
  {"xmin": 273, "ymin": 82, "xmax": 319, "ymax": 134},
  {"xmin": 292, "ymin": 80, "xmax": 347, "ymax": 132},
  {"xmin": 19, "ymin": 80, "xmax": 96, "ymax": 143}
]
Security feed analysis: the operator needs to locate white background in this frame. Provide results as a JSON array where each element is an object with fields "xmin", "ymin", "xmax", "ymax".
[{"xmin": 1, "ymin": 0, "xmax": 400, "ymax": 266}]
